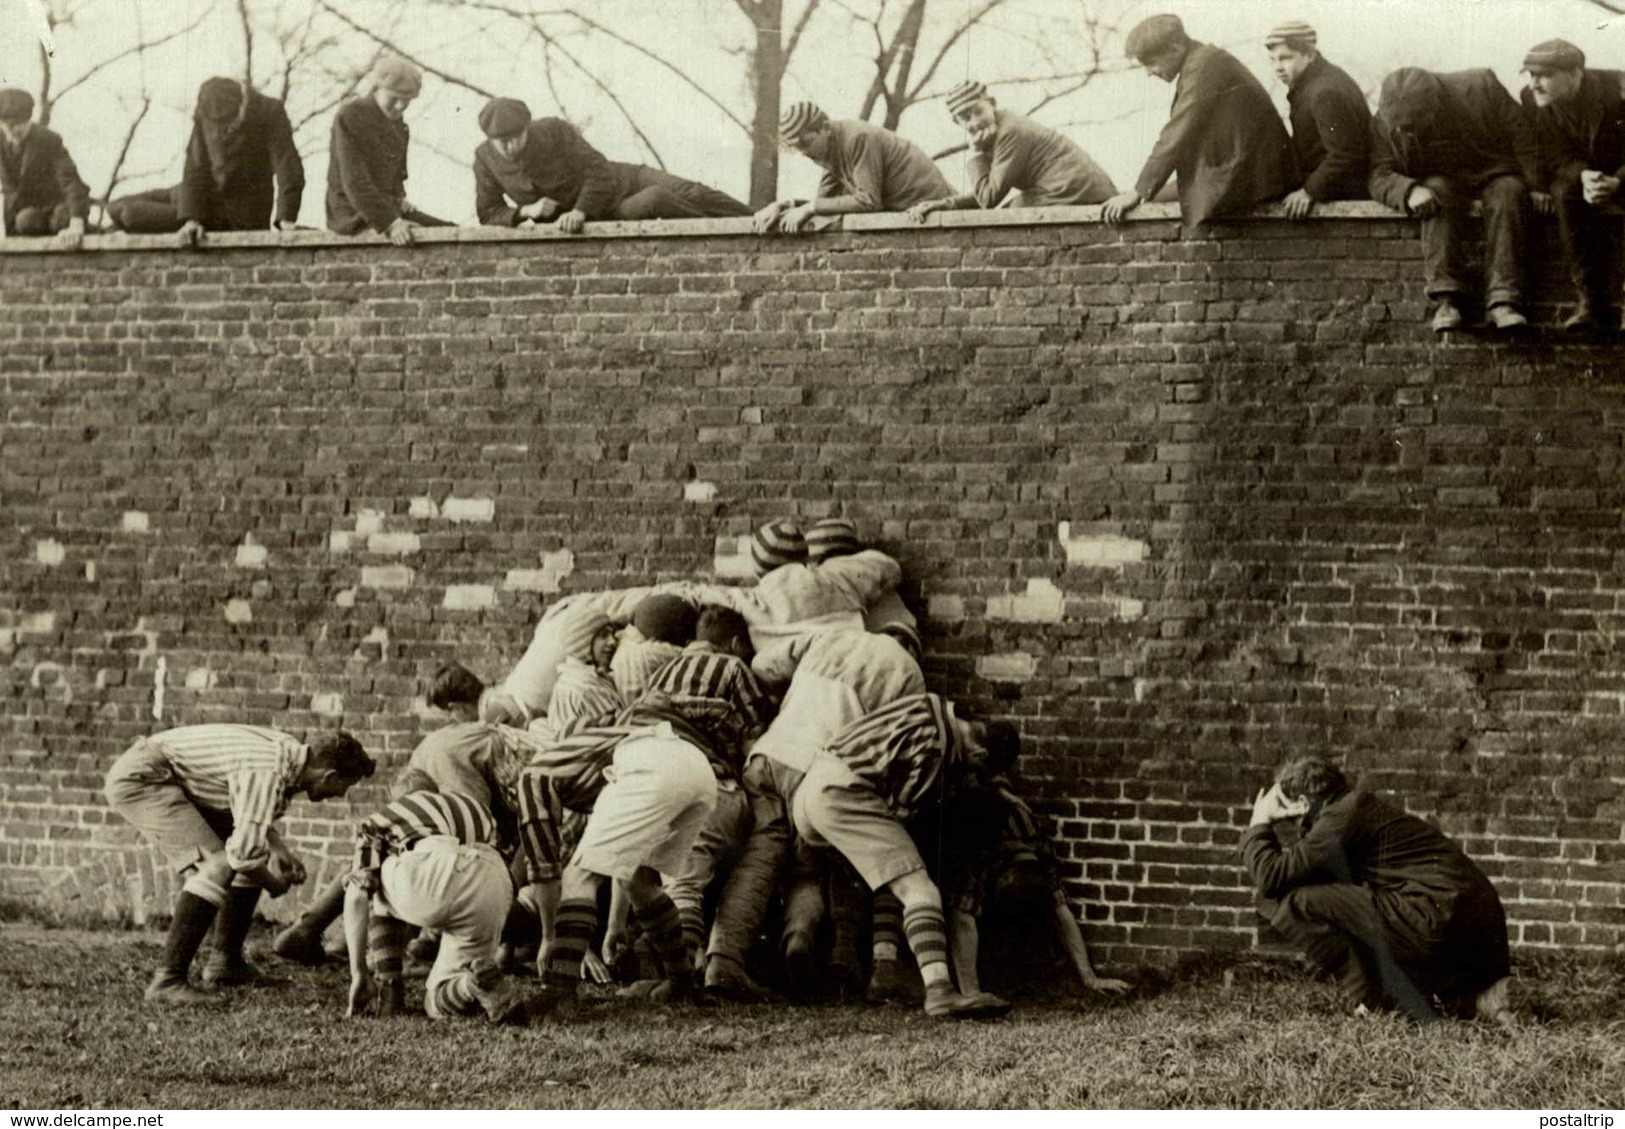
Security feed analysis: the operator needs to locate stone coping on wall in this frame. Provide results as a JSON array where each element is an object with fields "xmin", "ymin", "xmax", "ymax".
[{"xmin": 0, "ymin": 200, "xmax": 1416, "ymax": 255}]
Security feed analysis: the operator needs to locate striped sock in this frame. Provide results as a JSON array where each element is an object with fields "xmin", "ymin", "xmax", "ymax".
[
  {"xmin": 634, "ymin": 892, "xmax": 693, "ymax": 985},
  {"xmin": 872, "ymin": 891, "xmax": 904, "ymax": 964},
  {"xmin": 542, "ymin": 897, "xmax": 598, "ymax": 990},
  {"xmin": 368, "ymin": 914, "xmax": 408, "ymax": 979},
  {"xmin": 903, "ymin": 904, "xmax": 950, "ymax": 982},
  {"xmin": 676, "ymin": 904, "xmax": 707, "ymax": 962}
]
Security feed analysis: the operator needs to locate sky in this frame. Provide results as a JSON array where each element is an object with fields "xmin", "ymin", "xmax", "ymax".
[{"xmin": 1, "ymin": 0, "xmax": 1622, "ymax": 226}]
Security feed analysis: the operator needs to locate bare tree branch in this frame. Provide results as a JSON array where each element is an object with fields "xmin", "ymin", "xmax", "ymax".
[
  {"xmin": 100, "ymin": 95, "xmax": 152, "ymax": 223},
  {"xmin": 45, "ymin": 2, "xmax": 216, "ymax": 114},
  {"xmin": 237, "ymin": 0, "xmax": 254, "ymax": 86},
  {"xmin": 543, "ymin": 33, "xmax": 667, "ymax": 167},
  {"xmin": 784, "ymin": 0, "xmax": 823, "ymax": 61},
  {"xmin": 907, "ymin": 0, "xmax": 1009, "ymax": 101},
  {"xmin": 314, "ymin": 0, "xmax": 498, "ymax": 98}
]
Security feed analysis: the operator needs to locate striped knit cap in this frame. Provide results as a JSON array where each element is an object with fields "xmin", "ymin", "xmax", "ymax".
[
  {"xmin": 946, "ymin": 80, "xmax": 991, "ymax": 116},
  {"xmin": 779, "ymin": 102, "xmax": 829, "ymax": 144},
  {"xmin": 751, "ymin": 519, "xmax": 807, "ymax": 577},
  {"xmin": 1263, "ymin": 20, "xmax": 1316, "ymax": 49},
  {"xmin": 807, "ymin": 518, "xmax": 863, "ymax": 562}
]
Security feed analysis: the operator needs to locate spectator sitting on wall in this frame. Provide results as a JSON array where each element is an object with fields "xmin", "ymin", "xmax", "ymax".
[
  {"xmin": 1263, "ymin": 20, "xmax": 1372, "ymax": 219},
  {"xmin": 905, "ymin": 80, "xmax": 1116, "ymax": 222},
  {"xmin": 326, "ymin": 57, "xmax": 452, "ymax": 246},
  {"xmin": 1101, "ymin": 14, "xmax": 1299, "ymax": 234},
  {"xmin": 754, "ymin": 102, "xmax": 953, "ymax": 234},
  {"xmin": 1369, "ymin": 66, "xmax": 1548, "ymax": 333},
  {"xmin": 473, "ymin": 97, "xmax": 750, "ymax": 233},
  {"xmin": 1520, "ymin": 38, "xmax": 1625, "ymax": 334},
  {"xmin": 1240, "ymin": 754, "xmax": 1513, "ymax": 1026},
  {"xmin": 0, "ymin": 86, "xmax": 89, "ymax": 249},
  {"xmin": 106, "ymin": 76, "xmax": 304, "ymax": 245}
]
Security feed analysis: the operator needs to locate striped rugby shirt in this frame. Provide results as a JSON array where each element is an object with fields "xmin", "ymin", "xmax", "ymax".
[
  {"xmin": 638, "ymin": 642, "xmax": 774, "ymax": 781},
  {"xmin": 349, "ymin": 789, "xmax": 499, "ymax": 892},
  {"xmin": 513, "ymin": 697, "xmax": 713, "ymax": 882},
  {"xmin": 821, "ymin": 693, "xmax": 967, "ymax": 823},
  {"xmin": 145, "ymin": 724, "xmax": 308, "ymax": 872}
]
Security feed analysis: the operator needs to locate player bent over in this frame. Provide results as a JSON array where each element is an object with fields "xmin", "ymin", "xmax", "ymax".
[
  {"xmin": 342, "ymin": 769, "xmax": 524, "ymax": 1024},
  {"xmin": 103, "ymin": 724, "xmax": 374, "ymax": 1004}
]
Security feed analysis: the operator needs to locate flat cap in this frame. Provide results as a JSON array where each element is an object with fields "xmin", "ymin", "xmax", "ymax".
[
  {"xmin": 1524, "ymin": 38, "xmax": 1585, "ymax": 73},
  {"xmin": 478, "ymin": 97, "xmax": 531, "ymax": 138}
]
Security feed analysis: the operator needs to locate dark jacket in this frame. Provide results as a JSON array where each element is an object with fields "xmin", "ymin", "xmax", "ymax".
[
  {"xmin": 1369, "ymin": 68, "xmax": 1540, "ymax": 211},
  {"xmin": 326, "ymin": 96, "xmax": 410, "ymax": 235},
  {"xmin": 815, "ymin": 120, "xmax": 953, "ymax": 212},
  {"xmin": 474, "ymin": 117, "xmax": 626, "ymax": 224},
  {"xmin": 0, "ymin": 124, "xmax": 90, "ymax": 229},
  {"xmin": 178, "ymin": 88, "xmax": 304, "ymax": 229},
  {"xmin": 1520, "ymin": 68, "xmax": 1625, "ymax": 186},
  {"xmin": 1286, "ymin": 55, "xmax": 1372, "ymax": 201},
  {"xmin": 1133, "ymin": 42, "xmax": 1299, "ymax": 232}
]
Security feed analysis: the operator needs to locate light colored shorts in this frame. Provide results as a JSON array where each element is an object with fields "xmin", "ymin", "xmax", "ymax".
[
  {"xmin": 103, "ymin": 738, "xmax": 231, "ymax": 874},
  {"xmin": 376, "ymin": 835, "xmax": 511, "ymax": 1018},
  {"xmin": 791, "ymin": 752, "xmax": 924, "ymax": 891},
  {"xmin": 571, "ymin": 727, "xmax": 717, "ymax": 882}
]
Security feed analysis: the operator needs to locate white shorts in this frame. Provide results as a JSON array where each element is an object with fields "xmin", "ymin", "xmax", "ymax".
[
  {"xmin": 571, "ymin": 727, "xmax": 717, "ymax": 882},
  {"xmin": 377, "ymin": 836, "xmax": 510, "ymax": 1018}
]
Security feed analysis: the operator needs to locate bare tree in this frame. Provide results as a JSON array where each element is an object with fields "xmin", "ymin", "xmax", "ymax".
[{"xmin": 32, "ymin": 0, "xmax": 217, "ymax": 128}]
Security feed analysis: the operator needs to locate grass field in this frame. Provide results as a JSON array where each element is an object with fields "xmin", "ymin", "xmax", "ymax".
[{"xmin": 1, "ymin": 923, "xmax": 1622, "ymax": 1109}]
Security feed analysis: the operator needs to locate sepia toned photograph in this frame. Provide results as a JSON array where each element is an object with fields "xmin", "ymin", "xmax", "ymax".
[{"xmin": 1, "ymin": 0, "xmax": 1623, "ymax": 1111}]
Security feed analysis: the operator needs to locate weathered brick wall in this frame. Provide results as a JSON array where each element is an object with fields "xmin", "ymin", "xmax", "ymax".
[{"xmin": 2, "ymin": 204, "xmax": 1622, "ymax": 967}]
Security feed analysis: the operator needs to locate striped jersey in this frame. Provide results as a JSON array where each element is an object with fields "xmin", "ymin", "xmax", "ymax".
[
  {"xmin": 350, "ymin": 789, "xmax": 499, "ymax": 892},
  {"xmin": 639, "ymin": 642, "xmax": 774, "ymax": 780},
  {"xmin": 145, "ymin": 724, "xmax": 308, "ymax": 872},
  {"xmin": 513, "ymin": 698, "xmax": 710, "ymax": 882},
  {"xmin": 610, "ymin": 632, "xmax": 685, "ymax": 699},
  {"xmin": 547, "ymin": 657, "xmax": 624, "ymax": 735},
  {"xmin": 821, "ymin": 693, "xmax": 965, "ymax": 822}
]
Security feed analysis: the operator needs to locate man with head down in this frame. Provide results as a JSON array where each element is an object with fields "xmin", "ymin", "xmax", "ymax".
[
  {"xmin": 473, "ymin": 96, "xmax": 750, "ymax": 233},
  {"xmin": 0, "ymin": 86, "xmax": 90, "ymax": 248},
  {"xmin": 326, "ymin": 57, "xmax": 451, "ymax": 246}
]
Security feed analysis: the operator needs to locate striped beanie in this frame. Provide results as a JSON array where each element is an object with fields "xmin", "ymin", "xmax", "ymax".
[
  {"xmin": 1523, "ymin": 39, "xmax": 1585, "ymax": 73},
  {"xmin": 751, "ymin": 519, "xmax": 807, "ymax": 577},
  {"xmin": 1263, "ymin": 20, "xmax": 1316, "ymax": 50},
  {"xmin": 807, "ymin": 518, "xmax": 863, "ymax": 562},
  {"xmin": 779, "ymin": 101, "xmax": 829, "ymax": 144},
  {"xmin": 946, "ymin": 80, "xmax": 992, "ymax": 115}
]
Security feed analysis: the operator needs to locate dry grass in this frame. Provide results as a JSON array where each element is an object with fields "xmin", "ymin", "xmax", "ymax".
[{"xmin": 1, "ymin": 924, "xmax": 1622, "ymax": 1109}]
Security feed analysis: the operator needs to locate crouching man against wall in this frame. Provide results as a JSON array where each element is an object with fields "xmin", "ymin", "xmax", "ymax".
[{"xmin": 1241, "ymin": 755, "xmax": 1513, "ymax": 1026}]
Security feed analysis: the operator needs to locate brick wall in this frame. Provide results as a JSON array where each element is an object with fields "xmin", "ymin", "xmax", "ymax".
[{"xmin": 2, "ymin": 203, "xmax": 1622, "ymax": 967}]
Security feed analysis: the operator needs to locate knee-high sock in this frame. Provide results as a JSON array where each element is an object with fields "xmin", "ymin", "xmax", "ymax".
[
  {"xmin": 368, "ymin": 914, "xmax": 409, "ymax": 979},
  {"xmin": 634, "ymin": 892, "xmax": 693, "ymax": 985},
  {"xmin": 542, "ymin": 897, "xmax": 598, "ymax": 990},
  {"xmin": 289, "ymin": 876, "xmax": 347, "ymax": 937},
  {"xmin": 160, "ymin": 892, "xmax": 221, "ymax": 981},
  {"xmin": 213, "ymin": 883, "xmax": 262, "ymax": 962},
  {"xmin": 903, "ymin": 905, "xmax": 951, "ymax": 986},
  {"xmin": 872, "ymin": 891, "xmax": 904, "ymax": 964}
]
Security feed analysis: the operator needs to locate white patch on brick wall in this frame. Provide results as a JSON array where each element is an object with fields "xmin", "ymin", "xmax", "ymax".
[
  {"xmin": 986, "ymin": 578, "xmax": 1065, "ymax": 623},
  {"xmin": 684, "ymin": 481, "xmax": 718, "ymax": 503},
  {"xmin": 367, "ymin": 531, "xmax": 421, "ymax": 555},
  {"xmin": 224, "ymin": 599, "xmax": 253, "ymax": 624},
  {"xmin": 977, "ymin": 652, "xmax": 1038, "ymax": 681},
  {"xmin": 928, "ymin": 595, "xmax": 966, "ymax": 623},
  {"xmin": 23, "ymin": 612, "xmax": 55, "ymax": 633},
  {"xmin": 35, "ymin": 539, "xmax": 65, "ymax": 566},
  {"xmin": 311, "ymin": 692, "xmax": 344, "ymax": 717},
  {"xmin": 329, "ymin": 532, "xmax": 353, "ymax": 554},
  {"xmin": 1113, "ymin": 597, "xmax": 1146, "ymax": 621},
  {"xmin": 184, "ymin": 668, "xmax": 216, "ymax": 690},
  {"xmin": 363, "ymin": 627, "xmax": 389, "ymax": 646},
  {"xmin": 361, "ymin": 565, "xmax": 413, "ymax": 589},
  {"xmin": 0, "ymin": 629, "xmax": 12, "ymax": 652},
  {"xmin": 504, "ymin": 549, "xmax": 576, "ymax": 594},
  {"xmin": 235, "ymin": 534, "xmax": 268, "ymax": 569},
  {"xmin": 334, "ymin": 587, "xmax": 357, "ymax": 608},
  {"xmin": 152, "ymin": 655, "xmax": 166, "ymax": 720},
  {"xmin": 1134, "ymin": 679, "xmax": 1153, "ymax": 703},
  {"xmin": 444, "ymin": 584, "xmax": 496, "ymax": 611},
  {"xmin": 121, "ymin": 512, "xmax": 149, "ymax": 533},
  {"xmin": 84, "ymin": 561, "xmax": 96, "ymax": 582},
  {"xmin": 355, "ymin": 509, "xmax": 386, "ymax": 535},
  {"xmin": 1058, "ymin": 522, "xmax": 1148, "ymax": 569},
  {"xmin": 443, "ymin": 497, "xmax": 495, "ymax": 523},
  {"xmin": 30, "ymin": 663, "xmax": 69, "ymax": 702},
  {"xmin": 409, "ymin": 496, "xmax": 440, "ymax": 519},
  {"xmin": 714, "ymin": 535, "xmax": 755, "ymax": 580}
]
